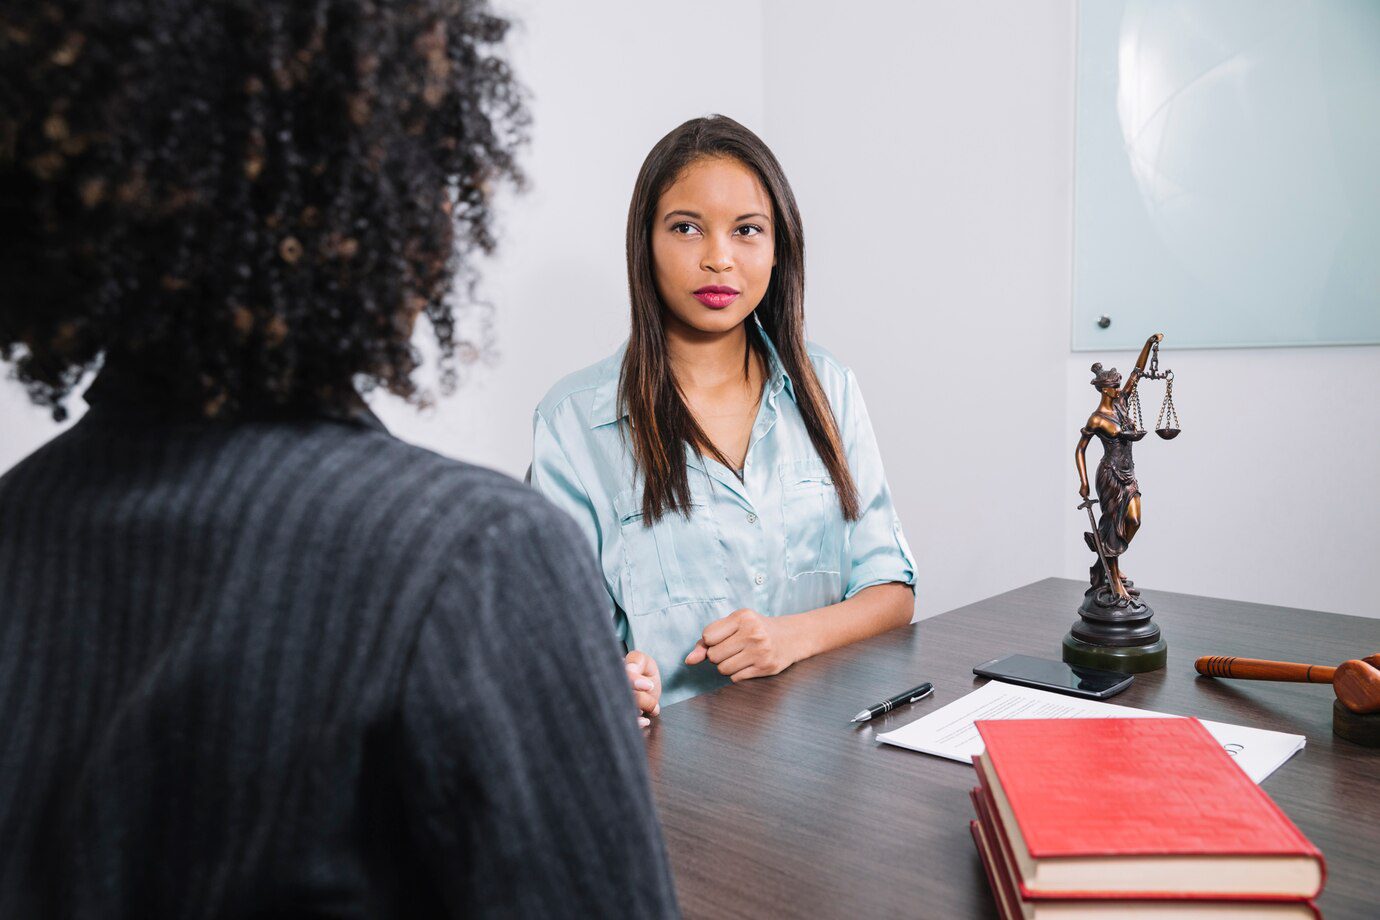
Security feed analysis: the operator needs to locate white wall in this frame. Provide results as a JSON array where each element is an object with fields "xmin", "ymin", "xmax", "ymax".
[
  {"xmin": 759, "ymin": 0, "xmax": 1076, "ymax": 619},
  {"xmin": 4, "ymin": 0, "xmax": 1376, "ymax": 621}
]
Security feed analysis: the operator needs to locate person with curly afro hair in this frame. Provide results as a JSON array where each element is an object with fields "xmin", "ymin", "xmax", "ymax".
[
  {"xmin": 1, "ymin": 0, "xmax": 524, "ymax": 418},
  {"xmin": 0, "ymin": 3, "xmax": 680, "ymax": 917}
]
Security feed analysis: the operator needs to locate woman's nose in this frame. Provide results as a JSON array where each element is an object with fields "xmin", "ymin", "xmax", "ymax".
[{"xmin": 700, "ymin": 241, "xmax": 733, "ymax": 273}]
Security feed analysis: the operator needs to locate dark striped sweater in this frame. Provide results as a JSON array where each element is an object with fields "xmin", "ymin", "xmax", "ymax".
[{"xmin": 0, "ymin": 378, "xmax": 678, "ymax": 918}]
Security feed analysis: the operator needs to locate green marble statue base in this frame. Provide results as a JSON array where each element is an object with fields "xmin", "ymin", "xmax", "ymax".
[{"xmin": 1062, "ymin": 632, "xmax": 1168, "ymax": 674}]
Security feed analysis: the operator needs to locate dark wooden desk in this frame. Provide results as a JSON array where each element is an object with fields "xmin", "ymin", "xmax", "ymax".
[{"xmin": 645, "ymin": 578, "xmax": 1380, "ymax": 918}]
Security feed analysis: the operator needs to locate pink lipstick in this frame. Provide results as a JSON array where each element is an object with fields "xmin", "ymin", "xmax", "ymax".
[{"xmin": 693, "ymin": 285, "xmax": 740, "ymax": 309}]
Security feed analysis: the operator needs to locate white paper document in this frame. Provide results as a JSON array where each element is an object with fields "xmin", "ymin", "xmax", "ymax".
[{"xmin": 875, "ymin": 680, "xmax": 1306, "ymax": 784}]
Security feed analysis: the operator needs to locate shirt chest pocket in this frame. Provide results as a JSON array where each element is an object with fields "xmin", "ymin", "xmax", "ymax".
[
  {"xmin": 614, "ymin": 483, "xmax": 729, "ymax": 616},
  {"xmin": 779, "ymin": 460, "xmax": 843, "ymax": 577}
]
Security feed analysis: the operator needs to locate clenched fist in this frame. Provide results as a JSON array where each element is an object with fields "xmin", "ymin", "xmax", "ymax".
[{"xmin": 684, "ymin": 608, "xmax": 799, "ymax": 682}]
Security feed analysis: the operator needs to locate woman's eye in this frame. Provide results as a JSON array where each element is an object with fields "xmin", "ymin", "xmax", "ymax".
[
  {"xmin": 671, "ymin": 222, "xmax": 700, "ymax": 235},
  {"xmin": 736, "ymin": 224, "xmax": 763, "ymax": 237}
]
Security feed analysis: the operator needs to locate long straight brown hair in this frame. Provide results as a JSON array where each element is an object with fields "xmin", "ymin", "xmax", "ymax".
[{"xmin": 620, "ymin": 115, "xmax": 860, "ymax": 524}]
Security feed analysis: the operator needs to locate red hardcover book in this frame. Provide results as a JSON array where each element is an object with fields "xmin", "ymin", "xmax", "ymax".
[
  {"xmin": 972, "ymin": 718, "xmax": 1325, "ymax": 900},
  {"xmin": 970, "ymin": 788, "xmax": 1321, "ymax": 918}
]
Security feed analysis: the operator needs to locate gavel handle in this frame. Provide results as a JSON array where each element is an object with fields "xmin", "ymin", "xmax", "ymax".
[{"xmin": 1195, "ymin": 656, "xmax": 1336, "ymax": 683}]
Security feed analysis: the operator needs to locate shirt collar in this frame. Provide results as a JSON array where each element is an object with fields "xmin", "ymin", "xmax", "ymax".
[
  {"xmin": 588, "ymin": 342, "xmax": 627, "ymax": 429},
  {"xmin": 588, "ymin": 316, "xmax": 796, "ymax": 430},
  {"xmin": 756, "ymin": 315, "xmax": 797, "ymax": 403}
]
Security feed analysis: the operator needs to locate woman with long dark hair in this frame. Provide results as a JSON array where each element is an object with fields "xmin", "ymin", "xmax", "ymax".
[{"xmin": 531, "ymin": 115, "xmax": 916, "ymax": 714}]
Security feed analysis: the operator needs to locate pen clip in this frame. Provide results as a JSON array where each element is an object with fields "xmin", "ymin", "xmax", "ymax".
[{"xmin": 908, "ymin": 687, "xmax": 935, "ymax": 703}]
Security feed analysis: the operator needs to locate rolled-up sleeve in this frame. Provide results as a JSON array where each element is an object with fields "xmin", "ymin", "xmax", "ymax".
[
  {"xmin": 838, "ymin": 369, "xmax": 917, "ymax": 599},
  {"xmin": 529, "ymin": 410, "xmax": 625, "ymax": 643}
]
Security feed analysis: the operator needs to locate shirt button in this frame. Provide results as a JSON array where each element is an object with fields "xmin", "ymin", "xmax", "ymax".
[
  {"xmin": 747, "ymin": 512, "xmax": 758, "ymax": 524},
  {"xmin": 754, "ymin": 573, "xmax": 765, "ymax": 586}
]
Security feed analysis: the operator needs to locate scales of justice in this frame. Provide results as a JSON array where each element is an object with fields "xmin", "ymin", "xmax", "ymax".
[{"xmin": 1065, "ymin": 332, "xmax": 1182, "ymax": 673}]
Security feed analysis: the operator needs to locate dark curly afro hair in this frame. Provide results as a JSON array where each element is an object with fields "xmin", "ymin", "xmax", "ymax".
[{"xmin": 0, "ymin": 0, "xmax": 528, "ymax": 420}]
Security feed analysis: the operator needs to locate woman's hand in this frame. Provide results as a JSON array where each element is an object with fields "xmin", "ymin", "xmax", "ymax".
[
  {"xmin": 684, "ymin": 608, "xmax": 799, "ymax": 682},
  {"xmin": 624, "ymin": 650, "xmax": 660, "ymax": 727},
  {"xmin": 1079, "ymin": 481, "xmax": 1090, "ymax": 501}
]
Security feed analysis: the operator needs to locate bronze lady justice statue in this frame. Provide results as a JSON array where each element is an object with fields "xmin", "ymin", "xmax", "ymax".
[{"xmin": 1064, "ymin": 332, "xmax": 1178, "ymax": 673}]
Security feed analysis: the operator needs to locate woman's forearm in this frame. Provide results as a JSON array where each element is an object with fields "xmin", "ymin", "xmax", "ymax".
[{"xmin": 781, "ymin": 582, "xmax": 915, "ymax": 663}]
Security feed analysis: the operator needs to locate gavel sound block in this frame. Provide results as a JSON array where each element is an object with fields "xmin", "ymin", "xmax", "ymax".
[{"xmin": 1194, "ymin": 654, "xmax": 1380, "ymax": 748}]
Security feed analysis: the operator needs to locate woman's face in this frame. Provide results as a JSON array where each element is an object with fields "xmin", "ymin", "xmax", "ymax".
[{"xmin": 651, "ymin": 156, "xmax": 775, "ymax": 338}]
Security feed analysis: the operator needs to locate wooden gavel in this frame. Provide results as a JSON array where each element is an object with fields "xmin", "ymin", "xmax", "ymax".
[{"xmin": 1195, "ymin": 654, "xmax": 1380, "ymax": 714}]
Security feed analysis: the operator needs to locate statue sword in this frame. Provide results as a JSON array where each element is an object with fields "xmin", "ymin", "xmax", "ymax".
[{"xmin": 1078, "ymin": 496, "xmax": 1118, "ymax": 599}]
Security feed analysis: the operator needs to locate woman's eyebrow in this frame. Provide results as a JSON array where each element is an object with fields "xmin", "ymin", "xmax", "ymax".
[{"xmin": 662, "ymin": 209, "xmax": 772, "ymax": 223}]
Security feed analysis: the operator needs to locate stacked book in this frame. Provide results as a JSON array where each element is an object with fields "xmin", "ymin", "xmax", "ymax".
[{"xmin": 969, "ymin": 718, "xmax": 1325, "ymax": 919}]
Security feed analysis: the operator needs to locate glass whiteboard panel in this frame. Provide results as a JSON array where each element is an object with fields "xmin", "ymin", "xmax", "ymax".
[{"xmin": 1073, "ymin": 0, "xmax": 1380, "ymax": 350}]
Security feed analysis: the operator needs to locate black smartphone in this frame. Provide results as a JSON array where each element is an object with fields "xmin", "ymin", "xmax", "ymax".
[{"xmin": 972, "ymin": 653, "xmax": 1133, "ymax": 700}]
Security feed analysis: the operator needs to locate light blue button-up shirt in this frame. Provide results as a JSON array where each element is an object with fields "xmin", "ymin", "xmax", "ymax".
[{"xmin": 530, "ymin": 326, "xmax": 916, "ymax": 706}]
